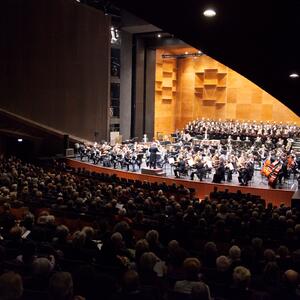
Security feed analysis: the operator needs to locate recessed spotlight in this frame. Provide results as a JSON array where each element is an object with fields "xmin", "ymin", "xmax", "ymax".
[
  {"xmin": 203, "ymin": 9, "xmax": 216, "ymax": 17},
  {"xmin": 157, "ymin": 33, "xmax": 162, "ymax": 38},
  {"xmin": 17, "ymin": 138, "xmax": 23, "ymax": 142},
  {"xmin": 289, "ymin": 73, "xmax": 299, "ymax": 78}
]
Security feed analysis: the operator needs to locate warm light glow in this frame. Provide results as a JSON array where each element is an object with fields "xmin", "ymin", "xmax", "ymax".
[
  {"xmin": 17, "ymin": 138, "xmax": 23, "ymax": 142},
  {"xmin": 289, "ymin": 73, "xmax": 299, "ymax": 78},
  {"xmin": 157, "ymin": 33, "xmax": 161, "ymax": 38},
  {"xmin": 198, "ymin": 50, "xmax": 202, "ymax": 54},
  {"xmin": 185, "ymin": 51, "xmax": 188, "ymax": 55},
  {"xmin": 203, "ymin": 9, "xmax": 216, "ymax": 17}
]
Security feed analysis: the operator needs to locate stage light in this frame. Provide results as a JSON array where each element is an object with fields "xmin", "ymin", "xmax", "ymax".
[
  {"xmin": 157, "ymin": 33, "xmax": 162, "ymax": 38},
  {"xmin": 289, "ymin": 73, "xmax": 299, "ymax": 78},
  {"xmin": 17, "ymin": 138, "xmax": 23, "ymax": 142},
  {"xmin": 203, "ymin": 9, "xmax": 216, "ymax": 17}
]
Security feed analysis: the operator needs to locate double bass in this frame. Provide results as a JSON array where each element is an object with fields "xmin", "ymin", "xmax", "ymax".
[
  {"xmin": 267, "ymin": 160, "xmax": 282, "ymax": 188},
  {"xmin": 261, "ymin": 159, "xmax": 271, "ymax": 177}
]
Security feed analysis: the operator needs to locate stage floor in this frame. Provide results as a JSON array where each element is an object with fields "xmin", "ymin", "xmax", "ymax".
[
  {"xmin": 67, "ymin": 158, "xmax": 297, "ymax": 207},
  {"xmin": 74, "ymin": 157, "xmax": 297, "ymax": 191}
]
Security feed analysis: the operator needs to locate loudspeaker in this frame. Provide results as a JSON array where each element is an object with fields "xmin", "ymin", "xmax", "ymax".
[{"xmin": 63, "ymin": 134, "xmax": 69, "ymax": 150}]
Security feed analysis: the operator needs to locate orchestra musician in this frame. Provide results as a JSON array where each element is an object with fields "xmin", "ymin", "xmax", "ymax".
[
  {"xmin": 212, "ymin": 159, "xmax": 225, "ymax": 183},
  {"xmin": 174, "ymin": 157, "xmax": 187, "ymax": 178},
  {"xmin": 75, "ymin": 119, "xmax": 300, "ymax": 189},
  {"xmin": 149, "ymin": 142, "xmax": 159, "ymax": 169},
  {"xmin": 225, "ymin": 159, "xmax": 234, "ymax": 182},
  {"xmin": 190, "ymin": 158, "xmax": 206, "ymax": 181}
]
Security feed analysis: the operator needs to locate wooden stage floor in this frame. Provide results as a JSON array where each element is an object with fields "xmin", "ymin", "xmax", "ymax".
[{"xmin": 66, "ymin": 159, "xmax": 297, "ymax": 207}]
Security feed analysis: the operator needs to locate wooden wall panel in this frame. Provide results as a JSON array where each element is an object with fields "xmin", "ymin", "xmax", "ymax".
[
  {"xmin": 0, "ymin": 0, "xmax": 110, "ymax": 141},
  {"xmin": 154, "ymin": 50, "xmax": 177, "ymax": 136},
  {"xmin": 155, "ymin": 50, "xmax": 300, "ymax": 135}
]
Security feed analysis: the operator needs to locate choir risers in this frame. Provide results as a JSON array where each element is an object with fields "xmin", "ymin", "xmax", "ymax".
[
  {"xmin": 141, "ymin": 167, "xmax": 166, "ymax": 177},
  {"xmin": 292, "ymin": 138, "xmax": 300, "ymax": 157}
]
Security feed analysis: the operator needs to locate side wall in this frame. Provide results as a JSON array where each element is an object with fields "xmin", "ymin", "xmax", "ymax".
[
  {"xmin": 0, "ymin": 0, "xmax": 110, "ymax": 141},
  {"xmin": 120, "ymin": 31, "xmax": 132, "ymax": 141}
]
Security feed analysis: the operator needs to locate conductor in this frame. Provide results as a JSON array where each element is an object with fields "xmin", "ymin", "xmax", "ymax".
[{"xmin": 149, "ymin": 142, "xmax": 159, "ymax": 169}]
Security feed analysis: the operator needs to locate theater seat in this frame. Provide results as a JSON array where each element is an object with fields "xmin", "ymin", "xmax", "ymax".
[{"xmin": 22, "ymin": 289, "xmax": 48, "ymax": 300}]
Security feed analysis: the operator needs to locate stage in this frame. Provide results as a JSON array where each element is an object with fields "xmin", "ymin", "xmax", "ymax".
[{"xmin": 66, "ymin": 158, "xmax": 297, "ymax": 207}]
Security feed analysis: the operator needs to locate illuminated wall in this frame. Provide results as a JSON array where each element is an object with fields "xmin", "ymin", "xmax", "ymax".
[{"xmin": 154, "ymin": 50, "xmax": 300, "ymax": 136}]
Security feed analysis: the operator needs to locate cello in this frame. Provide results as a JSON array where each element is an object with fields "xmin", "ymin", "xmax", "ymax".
[{"xmin": 268, "ymin": 160, "xmax": 282, "ymax": 188}]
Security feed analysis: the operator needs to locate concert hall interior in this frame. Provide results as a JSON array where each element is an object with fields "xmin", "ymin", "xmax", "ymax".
[{"xmin": 1, "ymin": 0, "xmax": 300, "ymax": 299}]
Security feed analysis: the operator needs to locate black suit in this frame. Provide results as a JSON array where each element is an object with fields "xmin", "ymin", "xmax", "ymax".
[
  {"xmin": 149, "ymin": 146, "xmax": 159, "ymax": 169},
  {"xmin": 174, "ymin": 160, "xmax": 186, "ymax": 178}
]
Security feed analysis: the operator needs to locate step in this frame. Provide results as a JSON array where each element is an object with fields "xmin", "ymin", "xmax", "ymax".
[{"xmin": 141, "ymin": 167, "xmax": 166, "ymax": 176}]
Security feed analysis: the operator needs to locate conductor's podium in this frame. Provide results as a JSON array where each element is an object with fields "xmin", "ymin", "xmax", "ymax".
[{"xmin": 141, "ymin": 167, "xmax": 166, "ymax": 177}]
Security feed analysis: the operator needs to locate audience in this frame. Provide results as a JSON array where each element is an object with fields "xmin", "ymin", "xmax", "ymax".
[{"xmin": 0, "ymin": 155, "xmax": 300, "ymax": 299}]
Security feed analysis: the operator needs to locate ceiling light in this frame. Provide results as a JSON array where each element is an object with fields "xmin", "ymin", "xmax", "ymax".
[
  {"xmin": 203, "ymin": 9, "xmax": 216, "ymax": 17},
  {"xmin": 289, "ymin": 73, "xmax": 299, "ymax": 78},
  {"xmin": 157, "ymin": 33, "xmax": 162, "ymax": 38},
  {"xmin": 17, "ymin": 138, "xmax": 23, "ymax": 142}
]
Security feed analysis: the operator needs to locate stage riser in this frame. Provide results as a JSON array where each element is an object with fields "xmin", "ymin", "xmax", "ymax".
[{"xmin": 141, "ymin": 168, "xmax": 166, "ymax": 176}]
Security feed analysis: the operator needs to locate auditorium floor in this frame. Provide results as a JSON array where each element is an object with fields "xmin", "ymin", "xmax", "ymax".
[{"xmin": 74, "ymin": 157, "xmax": 298, "ymax": 191}]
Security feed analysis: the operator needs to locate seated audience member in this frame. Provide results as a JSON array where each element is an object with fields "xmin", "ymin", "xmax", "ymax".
[
  {"xmin": 113, "ymin": 221, "xmax": 134, "ymax": 249},
  {"xmin": 100, "ymin": 232, "xmax": 131, "ymax": 268},
  {"xmin": 174, "ymin": 258, "xmax": 209, "ymax": 295},
  {"xmin": 64, "ymin": 231, "xmax": 87, "ymax": 261},
  {"xmin": 277, "ymin": 269, "xmax": 300, "ymax": 300},
  {"xmin": 214, "ymin": 255, "xmax": 232, "ymax": 288},
  {"xmin": 134, "ymin": 239, "xmax": 150, "ymax": 266},
  {"xmin": 229, "ymin": 266, "xmax": 252, "ymax": 300},
  {"xmin": 52, "ymin": 225, "xmax": 71, "ymax": 253},
  {"xmin": 166, "ymin": 240, "xmax": 188, "ymax": 284},
  {"xmin": 0, "ymin": 271, "xmax": 23, "ymax": 300},
  {"xmin": 73, "ymin": 265, "xmax": 115, "ymax": 300},
  {"xmin": 146, "ymin": 230, "xmax": 166, "ymax": 260},
  {"xmin": 258, "ymin": 262, "xmax": 281, "ymax": 297},
  {"xmin": 190, "ymin": 282, "xmax": 211, "ymax": 300},
  {"xmin": 139, "ymin": 252, "xmax": 162, "ymax": 284},
  {"xmin": 276, "ymin": 245, "xmax": 292, "ymax": 271},
  {"xmin": 81, "ymin": 226, "xmax": 99, "ymax": 253},
  {"xmin": 203, "ymin": 242, "xmax": 218, "ymax": 268},
  {"xmin": 5, "ymin": 225, "xmax": 23, "ymax": 249},
  {"xmin": 25, "ymin": 257, "xmax": 54, "ymax": 290},
  {"xmin": 30, "ymin": 213, "xmax": 56, "ymax": 242},
  {"xmin": 0, "ymin": 203, "xmax": 15, "ymax": 235},
  {"xmin": 113, "ymin": 270, "xmax": 159, "ymax": 300},
  {"xmin": 228, "ymin": 245, "xmax": 242, "ymax": 271},
  {"xmin": 138, "ymin": 252, "xmax": 163, "ymax": 298},
  {"xmin": 48, "ymin": 272, "xmax": 84, "ymax": 300}
]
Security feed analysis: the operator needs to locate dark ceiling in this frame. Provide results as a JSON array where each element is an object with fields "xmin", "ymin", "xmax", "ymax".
[{"xmin": 90, "ymin": 0, "xmax": 300, "ymax": 117}]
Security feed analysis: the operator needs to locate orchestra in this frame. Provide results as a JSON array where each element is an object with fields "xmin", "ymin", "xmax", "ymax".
[{"xmin": 75, "ymin": 119, "xmax": 300, "ymax": 188}]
